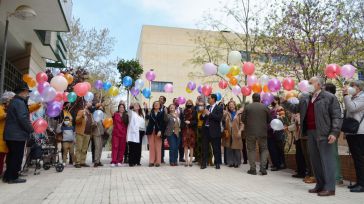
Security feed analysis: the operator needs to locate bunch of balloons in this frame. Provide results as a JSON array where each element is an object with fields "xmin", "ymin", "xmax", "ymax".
[
  {"xmin": 325, "ymin": 63, "xmax": 356, "ymax": 79},
  {"xmin": 186, "ymin": 81, "xmax": 196, "ymax": 93}
]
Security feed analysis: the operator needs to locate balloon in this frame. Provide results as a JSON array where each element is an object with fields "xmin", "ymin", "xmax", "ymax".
[
  {"xmin": 247, "ymin": 75, "xmax": 258, "ymax": 86},
  {"xmin": 50, "ymin": 76, "xmax": 68, "ymax": 92},
  {"xmin": 93, "ymin": 110, "xmax": 104, "ymax": 122},
  {"xmin": 263, "ymin": 85, "xmax": 270, "ymax": 93},
  {"xmin": 29, "ymin": 90, "xmax": 43, "ymax": 103},
  {"xmin": 241, "ymin": 86, "xmax": 252, "ymax": 96},
  {"xmin": 84, "ymin": 92, "xmax": 94, "ymax": 102},
  {"xmin": 228, "ymin": 51, "xmax": 242, "ymax": 65},
  {"xmin": 41, "ymin": 86, "xmax": 57, "ymax": 102},
  {"xmin": 103, "ymin": 118, "xmax": 113, "ymax": 128},
  {"xmin": 187, "ymin": 81, "xmax": 196, "ymax": 90},
  {"xmin": 54, "ymin": 92, "xmax": 64, "ymax": 102},
  {"xmin": 51, "ymin": 68, "xmax": 60, "ymax": 76},
  {"xmin": 288, "ymin": 97, "xmax": 299, "ymax": 104},
  {"xmin": 298, "ymin": 80, "xmax": 309, "ymax": 92},
  {"xmin": 67, "ymin": 92, "xmax": 77, "ymax": 103},
  {"xmin": 85, "ymin": 82, "xmax": 91, "ymax": 91},
  {"xmin": 142, "ymin": 88, "xmax": 151, "ymax": 99},
  {"xmin": 229, "ymin": 77, "xmax": 238, "ymax": 86},
  {"xmin": 36, "ymin": 72, "xmax": 48, "ymax": 84},
  {"xmin": 242, "ymin": 62, "xmax": 255, "ymax": 75},
  {"xmin": 341, "ymin": 64, "xmax": 356, "ymax": 79},
  {"xmin": 130, "ymin": 87, "xmax": 140, "ymax": 96},
  {"xmin": 203, "ymin": 63, "xmax": 217, "ymax": 76},
  {"xmin": 186, "ymin": 87, "xmax": 192, "ymax": 93},
  {"xmin": 63, "ymin": 92, "xmax": 68, "ymax": 102},
  {"xmin": 22, "ymin": 74, "xmax": 32, "ymax": 83},
  {"xmin": 267, "ymin": 78, "xmax": 281, "ymax": 92},
  {"xmin": 74, "ymin": 83, "xmax": 89, "ymax": 97},
  {"xmin": 27, "ymin": 78, "xmax": 36, "ymax": 88},
  {"xmin": 145, "ymin": 70, "xmax": 156, "ymax": 81},
  {"xmin": 229, "ymin": 66, "xmax": 240, "ymax": 76},
  {"xmin": 285, "ymin": 92, "xmax": 296, "ymax": 100},
  {"xmin": 232, "ymin": 86, "xmax": 241, "ymax": 95},
  {"xmin": 197, "ymin": 85, "xmax": 202, "ymax": 94},
  {"xmin": 261, "ymin": 92, "xmax": 274, "ymax": 104},
  {"xmin": 37, "ymin": 82, "xmax": 50, "ymax": 94},
  {"xmin": 325, "ymin": 64, "xmax": 341, "ymax": 79},
  {"xmin": 259, "ymin": 75, "xmax": 270, "ymax": 85},
  {"xmin": 135, "ymin": 79, "xmax": 144, "ymax": 89},
  {"xmin": 64, "ymin": 73, "xmax": 74, "ymax": 85},
  {"xmin": 103, "ymin": 81, "xmax": 112, "ymax": 91},
  {"xmin": 32, "ymin": 118, "xmax": 48, "ymax": 134},
  {"xmin": 164, "ymin": 83, "xmax": 173, "ymax": 93},
  {"xmin": 218, "ymin": 64, "xmax": 230, "ymax": 75},
  {"xmin": 108, "ymin": 86, "xmax": 119, "ymax": 97},
  {"xmin": 94, "ymin": 80, "xmax": 103, "ymax": 90},
  {"xmin": 251, "ymin": 83, "xmax": 262, "ymax": 93},
  {"xmin": 218, "ymin": 80, "xmax": 228, "ymax": 89},
  {"xmin": 46, "ymin": 101, "xmax": 62, "ymax": 117},
  {"xmin": 177, "ymin": 96, "xmax": 186, "ymax": 105},
  {"xmin": 122, "ymin": 76, "xmax": 133, "ymax": 87},
  {"xmin": 282, "ymin": 78, "xmax": 295, "ymax": 91},
  {"xmin": 270, "ymin": 119, "xmax": 284, "ymax": 131},
  {"xmin": 58, "ymin": 73, "xmax": 64, "ymax": 77},
  {"xmin": 226, "ymin": 73, "xmax": 233, "ymax": 79},
  {"xmin": 201, "ymin": 85, "xmax": 212, "ymax": 96},
  {"xmin": 215, "ymin": 92, "xmax": 222, "ymax": 101}
]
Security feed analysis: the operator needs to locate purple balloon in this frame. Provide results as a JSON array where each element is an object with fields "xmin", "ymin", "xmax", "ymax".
[
  {"xmin": 267, "ymin": 78, "xmax": 281, "ymax": 92},
  {"xmin": 47, "ymin": 101, "xmax": 62, "ymax": 117},
  {"xmin": 177, "ymin": 96, "xmax": 186, "ymax": 105},
  {"xmin": 146, "ymin": 70, "xmax": 156, "ymax": 81},
  {"xmin": 261, "ymin": 92, "xmax": 274, "ymax": 104},
  {"xmin": 94, "ymin": 80, "xmax": 103, "ymax": 90},
  {"xmin": 262, "ymin": 100, "xmax": 271, "ymax": 106},
  {"xmin": 37, "ymin": 82, "xmax": 50, "ymax": 94},
  {"xmin": 341, "ymin": 64, "xmax": 356, "ymax": 79},
  {"xmin": 187, "ymin": 81, "xmax": 196, "ymax": 90},
  {"xmin": 130, "ymin": 87, "xmax": 140, "ymax": 96},
  {"xmin": 197, "ymin": 85, "xmax": 202, "ymax": 94},
  {"xmin": 41, "ymin": 86, "xmax": 57, "ymax": 102},
  {"xmin": 203, "ymin": 63, "xmax": 217, "ymax": 76}
]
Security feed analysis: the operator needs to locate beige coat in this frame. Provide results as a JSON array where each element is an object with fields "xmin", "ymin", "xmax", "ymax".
[{"xmin": 222, "ymin": 111, "xmax": 243, "ymax": 150}]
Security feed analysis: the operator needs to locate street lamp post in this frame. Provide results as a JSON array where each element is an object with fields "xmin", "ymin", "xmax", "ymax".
[{"xmin": 0, "ymin": 5, "xmax": 37, "ymax": 94}]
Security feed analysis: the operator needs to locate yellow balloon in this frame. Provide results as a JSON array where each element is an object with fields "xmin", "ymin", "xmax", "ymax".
[
  {"xmin": 229, "ymin": 66, "xmax": 240, "ymax": 76},
  {"xmin": 108, "ymin": 86, "xmax": 119, "ymax": 96},
  {"xmin": 186, "ymin": 87, "xmax": 192, "ymax": 93}
]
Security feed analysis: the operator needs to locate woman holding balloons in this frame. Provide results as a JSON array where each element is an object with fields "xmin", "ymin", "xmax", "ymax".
[{"xmin": 111, "ymin": 103, "xmax": 129, "ymax": 167}]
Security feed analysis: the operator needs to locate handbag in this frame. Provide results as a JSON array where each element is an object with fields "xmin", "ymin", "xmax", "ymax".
[{"xmin": 341, "ymin": 113, "xmax": 364, "ymax": 134}]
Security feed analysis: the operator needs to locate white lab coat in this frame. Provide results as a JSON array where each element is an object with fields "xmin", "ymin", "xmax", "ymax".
[{"xmin": 127, "ymin": 111, "xmax": 146, "ymax": 143}]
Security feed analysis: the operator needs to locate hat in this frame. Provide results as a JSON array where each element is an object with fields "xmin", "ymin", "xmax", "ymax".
[
  {"xmin": 14, "ymin": 82, "xmax": 32, "ymax": 94},
  {"xmin": 0, "ymin": 91, "xmax": 15, "ymax": 104}
]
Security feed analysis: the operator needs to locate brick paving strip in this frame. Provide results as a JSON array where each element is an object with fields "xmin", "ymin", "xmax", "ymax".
[{"xmin": 0, "ymin": 151, "xmax": 362, "ymax": 204}]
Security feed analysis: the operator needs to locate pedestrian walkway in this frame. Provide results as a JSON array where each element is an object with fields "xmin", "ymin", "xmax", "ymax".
[{"xmin": 0, "ymin": 151, "xmax": 361, "ymax": 204}]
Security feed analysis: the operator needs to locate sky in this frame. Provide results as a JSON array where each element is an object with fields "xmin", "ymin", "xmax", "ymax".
[{"xmin": 72, "ymin": 0, "xmax": 230, "ymax": 61}]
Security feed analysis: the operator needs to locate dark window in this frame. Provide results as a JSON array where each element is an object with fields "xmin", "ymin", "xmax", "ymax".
[
  {"xmin": 358, "ymin": 72, "xmax": 364, "ymax": 81},
  {"xmin": 151, "ymin": 81, "xmax": 173, "ymax": 92}
]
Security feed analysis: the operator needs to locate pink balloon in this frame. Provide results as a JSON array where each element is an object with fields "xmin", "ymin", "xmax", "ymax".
[
  {"xmin": 164, "ymin": 83, "xmax": 173, "ymax": 93},
  {"xmin": 36, "ymin": 72, "xmax": 48, "ymax": 84},
  {"xmin": 218, "ymin": 80, "xmax": 228, "ymax": 89},
  {"xmin": 282, "ymin": 78, "xmax": 295, "ymax": 91},
  {"xmin": 177, "ymin": 96, "xmax": 186, "ymax": 105},
  {"xmin": 341, "ymin": 64, "xmax": 356, "ymax": 79},
  {"xmin": 298, "ymin": 80, "xmax": 309, "ymax": 92},
  {"xmin": 37, "ymin": 82, "xmax": 50, "ymax": 94},
  {"xmin": 32, "ymin": 118, "xmax": 48, "ymax": 134},
  {"xmin": 267, "ymin": 78, "xmax": 281, "ymax": 92},
  {"xmin": 203, "ymin": 63, "xmax": 217, "ymax": 76},
  {"xmin": 63, "ymin": 92, "xmax": 69, "ymax": 102},
  {"xmin": 242, "ymin": 62, "xmax": 255, "ymax": 75},
  {"xmin": 54, "ymin": 92, "xmax": 64, "ymax": 102},
  {"xmin": 241, "ymin": 86, "xmax": 252, "ymax": 96},
  {"xmin": 325, "ymin": 64, "xmax": 341, "ymax": 79},
  {"xmin": 247, "ymin": 75, "xmax": 258, "ymax": 86},
  {"xmin": 74, "ymin": 82, "xmax": 89, "ymax": 97},
  {"xmin": 146, "ymin": 70, "xmax": 156, "ymax": 81},
  {"xmin": 84, "ymin": 82, "xmax": 92, "ymax": 91},
  {"xmin": 232, "ymin": 86, "xmax": 241, "ymax": 95},
  {"xmin": 201, "ymin": 85, "xmax": 212, "ymax": 96}
]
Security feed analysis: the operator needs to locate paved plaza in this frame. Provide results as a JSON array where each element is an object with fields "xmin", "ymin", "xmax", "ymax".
[{"xmin": 0, "ymin": 151, "xmax": 362, "ymax": 204}]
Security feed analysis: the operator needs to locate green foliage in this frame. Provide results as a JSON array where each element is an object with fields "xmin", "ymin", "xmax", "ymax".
[{"xmin": 116, "ymin": 59, "xmax": 144, "ymax": 88}]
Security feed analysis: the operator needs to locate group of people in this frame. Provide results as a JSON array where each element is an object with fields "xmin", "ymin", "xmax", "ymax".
[{"xmin": 0, "ymin": 76, "xmax": 364, "ymax": 196}]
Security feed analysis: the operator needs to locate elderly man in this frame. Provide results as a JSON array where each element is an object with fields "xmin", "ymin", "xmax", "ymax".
[{"xmin": 282, "ymin": 77, "xmax": 342, "ymax": 196}]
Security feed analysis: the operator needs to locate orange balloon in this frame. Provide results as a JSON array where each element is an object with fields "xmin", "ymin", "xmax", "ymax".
[
  {"xmin": 226, "ymin": 73, "xmax": 233, "ymax": 79},
  {"xmin": 22, "ymin": 74, "xmax": 32, "ymax": 83},
  {"xmin": 251, "ymin": 83, "xmax": 262, "ymax": 93},
  {"xmin": 263, "ymin": 85, "xmax": 270, "ymax": 93},
  {"xmin": 64, "ymin": 73, "xmax": 74, "ymax": 85},
  {"xmin": 229, "ymin": 77, "xmax": 238, "ymax": 86},
  {"xmin": 27, "ymin": 78, "xmax": 36, "ymax": 88},
  {"xmin": 103, "ymin": 118, "xmax": 113, "ymax": 128},
  {"xmin": 285, "ymin": 92, "xmax": 295, "ymax": 100}
]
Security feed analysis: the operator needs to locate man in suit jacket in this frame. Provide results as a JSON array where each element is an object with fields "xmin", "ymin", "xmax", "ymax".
[
  {"xmin": 200, "ymin": 94, "xmax": 223, "ymax": 169},
  {"xmin": 242, "ymin": 93, "xmax": 271, "ymax": 175}
]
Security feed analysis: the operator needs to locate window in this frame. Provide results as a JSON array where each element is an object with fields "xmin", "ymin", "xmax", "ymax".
[
  {"xmin": 358, "ymin": 72, "xmax": 364, "ymax": 81},
  {"xmin": 151, "ymin": 81, "xmax": 173, "ymax": 92}
]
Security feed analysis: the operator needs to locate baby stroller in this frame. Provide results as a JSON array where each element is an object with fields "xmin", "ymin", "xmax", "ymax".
[{"xmin": 22, "ymin": 131, "xmax": 64, "ymax": 175}]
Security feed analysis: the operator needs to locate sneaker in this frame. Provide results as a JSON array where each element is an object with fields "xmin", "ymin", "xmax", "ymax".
[
  {"xmin": 7, "ymin": 178, "xmax": 26, "ymax": 184},
  {"xmin": 117, "ymin": 163, "xmax": 122, "ymax": 167},
  {"xmin": 110, "ymin": 163, "xmax": 116, "ymax": 167},
  {"xmin": 74, "ymin": 164, "xmax": 81, "ymax": 168},
  {"xmin": 247, "ymin": 169, "xmax": 257, "ymax": 175}
]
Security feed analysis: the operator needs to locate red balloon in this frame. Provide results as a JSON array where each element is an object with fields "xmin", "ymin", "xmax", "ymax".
[
  {"xmin": 36, "ymin": 72, "xmax": 48, "ymax": 84},
  {"xmin": 241, "ymin": 86, "xmax": 252, "ymax": 96},
  {"xmin": 84, "ymin": 82, "xmax": 92, "ymax": 91},
  {"xmin": 201, "ymin": 85, "xmax": 212, "ymax": 96},
  {"xmin": 218, "ymin": 80, "xmax": 228, "ymax": 89},
  {"xmin": 74, "ymin": 83, "xmax": 89, "ymax": 97},
  {"xmin": 242, "ymin": 62, "xmax": 255, "ymax": 75},
  {"xmin": 282, "ymin": 78, "xmax": 295, "ymax": 91},
  {"xmin": 54, "ymin": 92, "xmax": 64, "ymax": 102},
  {"xmin": 325, "ymin": 64, "xmax": 341, "ymax": 79},
  {"xmin": 63, "ymin": 92, "xmax": 69, "ymax": 102},
  {"xmin": 32, "ymin": 118, "xmax": 48, "ymax": 134}
]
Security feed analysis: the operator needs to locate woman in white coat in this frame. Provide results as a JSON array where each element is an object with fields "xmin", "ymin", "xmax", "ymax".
[{"xmin": 127, "ymin": 103, "xmax": 146, "ymax": 167}]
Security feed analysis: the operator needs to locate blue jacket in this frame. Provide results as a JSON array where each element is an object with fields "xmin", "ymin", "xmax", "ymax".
[{"xmin": 4, "ymin": 95, "xmax": 34, "ymax": 141}]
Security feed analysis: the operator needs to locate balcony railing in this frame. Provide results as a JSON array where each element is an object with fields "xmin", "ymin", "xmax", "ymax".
[{"xmin": 0, "ymin": 55, "xmax": 23, "ymax": 92}]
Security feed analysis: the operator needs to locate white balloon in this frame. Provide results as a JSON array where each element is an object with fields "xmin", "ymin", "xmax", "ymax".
[
  {"xmin": 50, "ymin": 76, "xmax": 68, "ymax": 92},
  {"xmin": 228, "ymin": 51, "xmax": 242, "ymax": 65},
  {"xmin": 259, "ymin": 75, "xmax": 270, "ymax": 85},
  {"xmin": 135, "ymin": 79, "xmax": 144, "ymax": 89},
  {"xmin": 270, "ymin": 119, "xmax": 284, "ymax": 131},
  {"xmin": 84, "ymin": 92, "xmax": 94, "ymax": 102},
  {"xmin": 288, "ymin": 97, "xmax": 299, "ymax": 104},
  {"xmin": 51, "ymin": 68, "xmax": 60, "ymax": 76},
  {"xmin": 93, "ymin": 110, "xmax": 104, "ymax": 122}
]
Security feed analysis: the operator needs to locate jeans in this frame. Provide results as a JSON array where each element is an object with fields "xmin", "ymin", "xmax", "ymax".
[{"xmin": 167, "ymin": 134, "xmax": 178, "ymax": 164}]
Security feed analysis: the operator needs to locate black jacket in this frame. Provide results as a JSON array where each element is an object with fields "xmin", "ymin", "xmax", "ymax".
[
  {"xmin": 4, "ymin": 95, "xmax": 34, "ymax": 141},
  {"xmin": 200, "ymin": 104, "xmax": 223, "ymax": 138},
  {"xmin": 146, "ymin": 110, "xmax": 166, "ymax": 135}
]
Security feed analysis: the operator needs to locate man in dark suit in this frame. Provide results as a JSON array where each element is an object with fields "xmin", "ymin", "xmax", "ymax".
[
  {"xmin": 159, "ymin": 96, "xmax": 167, "ymax": 163},
  {"xmin": 200, "ymin": 94, "xmax": 223, "ymax": 169},
  {"xmin": 242, "ymin": 93, "xmax": 271, "ymax": 175}
]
